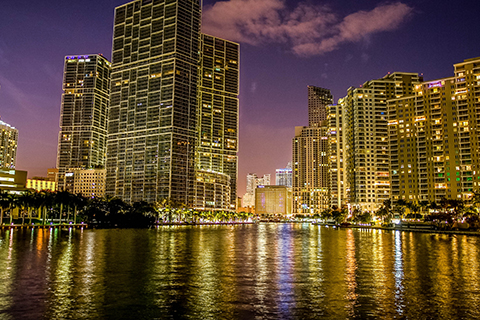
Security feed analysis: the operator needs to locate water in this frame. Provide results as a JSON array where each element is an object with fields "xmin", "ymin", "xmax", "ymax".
[{"xmin": 0, "ymin": 224, "xmax": 479, "ymax": 319}]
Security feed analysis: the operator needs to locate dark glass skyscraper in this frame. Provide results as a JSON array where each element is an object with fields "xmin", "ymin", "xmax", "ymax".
[
  {"xmin": 107, "ymin": 0, "xmax": 201, "ymax": 205},
  {"xmin": 308, "ymin": 85, "xmax": 333, "ymax": 127}
]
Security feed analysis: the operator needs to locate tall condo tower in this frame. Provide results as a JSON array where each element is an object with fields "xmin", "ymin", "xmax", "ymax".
[
  {"xmin": 107, "ymin": 0, "xmax": 201, "ymax": 204},
  {"xmin": 308, "ymin": 85, "xmax": 333, "ymax": 127},
  {"xmin": 292, "ymin": 86, "xmax": 332, "ymax": 215},
  {"xmin": 194, "ymin": 34, "xmax": 239, "ymax": 210},
  {"xmin": 343, "ymin": 72, "xmax": 422, "ymax": 212},
  {"xmin": 56, "ymin": 54, "xmax": 111, "ymax": 191},
  {"xmin": 0, "ymin": 119, "xmax": 18, "ymax": 169}
]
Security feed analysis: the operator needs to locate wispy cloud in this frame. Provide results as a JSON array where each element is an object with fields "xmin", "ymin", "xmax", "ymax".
[{"xmin": 202, "ymin": 1, "xmax": 413, "ymax": 57}]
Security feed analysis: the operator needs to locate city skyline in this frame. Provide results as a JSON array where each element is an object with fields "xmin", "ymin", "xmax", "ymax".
[{"xmin": 1, "ymin": 0, "xmax": 480, "ymax": 196}]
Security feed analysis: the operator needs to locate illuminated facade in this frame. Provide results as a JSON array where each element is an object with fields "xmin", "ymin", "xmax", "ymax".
[
  {"xmin": 0, "ymin": 119, "xmax": 18, "ymax": 169},
  {"xmin": 327, "ymin": 100, "xmax": 348, "ymax": 208},
  {"xmin": 343, "ymin": 72, "xmax": 422, "ymax": 212},
  {"xmin": 195, "ymin": 34, "xmax": 239, "ymax": 210},
  {"xmin": 106, "ymin": 0, "xmax": 201, "ymax": 205},
  {"xmin": 27, "ymin": 179, "xmax": 56, "ymax": 192},
  {"xmin": 292, "ymin": 86, "xmax": 332, "ymax": 215},
  {"xmin": 193, "ymin": 170, "xmax": 230, "ymax": 210},
  {"xmin": 0, "ymin": 169, "xmax": 27, "ymax": 194},
  {"xmin": 64, "ymin": 168, "xmax": 106, "ymax": 198},
  {"xmin": 388, "ymin": 57, "xmax": 480, "ymax": 203},
  {"xmin": 255, "ymin": 185, "xmax": 292, "ymax": 216},
  {"xmin": 292, "ymin": 125, "xmax": 330, "ymax": 214},
  {"xmin": 56, "ymin": 54, "xmax": 111, "ymax": 191}
]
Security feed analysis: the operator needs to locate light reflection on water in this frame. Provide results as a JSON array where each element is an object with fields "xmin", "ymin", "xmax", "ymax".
[{"xmin": 0, "ymin": 224, "xmax": 480, "ymax": 319}]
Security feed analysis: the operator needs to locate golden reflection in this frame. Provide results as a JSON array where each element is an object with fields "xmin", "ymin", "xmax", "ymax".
[
  {"xmin": 255, "ymin": 223, "xmax": 270, "ymax": 312},
  {"xmin": 48, "ymin": 228, "xmax": 75, "ymax": 318},
  {"xmin": 344, "ymin": 228, "xmax": 357, "ymax": 317},
  {"xmin": 0, "ymin": 230, "xmax": 15, "ymax": 312}
]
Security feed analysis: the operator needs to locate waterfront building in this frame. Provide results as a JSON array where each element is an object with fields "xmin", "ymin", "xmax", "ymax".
[
  {"xmin": 0, "ymin": 168, "xmax": 27, "ymax": 194},
  {"xmin": 292, "ymin": 86, "xmax": 332, "ymax": 215},
  {"xmin": 0, "ymin": 119, "xmax": 18, "ymax": 169},
  {"xmin": 292, "ymin": 125, "xmax": 329, "ymax": 214},
  {"xmin": 308, "ymin": 85, "xmax": 333, "ymax": 127},
  {"xmin": 327, "ymin": 100, "xmax": 348, "ymax": 208},
  {"xmin": 388, "ymin": 57, "xmax": 480, "ymax": 203},
  {"xmin": 107, "ymin": 0, "xmax": 243, "ymax": 209},
  {"xmin": 343, "ymin": 72, "xmax": 422, "ymax": 212},
  {"xmin": 255, "ymin": 185, "xmax": 292, "ymax": 216},
  {"xmin": 195, "ymin": 34, "xmax": 239, "ymax": 210},
  {"xmin": 63, "ymin": 168, "xmax": 106, "ymax": 198},
  {"xmin": 275, "ymin": 162, "xmax": 292, "ymax": 187},
  {"xmin": 27, "ymin": 178, "xmax": 56, "ymax": 192},
  {"xmin": 56, "ymin": 54, "xmax": 111, "ymax": 191}
]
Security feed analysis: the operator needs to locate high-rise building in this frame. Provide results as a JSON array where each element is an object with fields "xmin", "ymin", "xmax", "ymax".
[
  {"xmin": 275, "ymin": 162, "xmax": 292, "ymax": 187},
  {"xmin": 56, "ymin": 54, "xmax": 111, "ymax": 191},
  {"xmin": 292, "ymin": 86, "xmax": 332, "ymax": 215},
  {"xmin": 106, "ymin": 0, "xmax": 201, "ymax": 204},
  {"xmin": 388, "ymin": 57, "xmax": 480, "ymax": 203},
  {"xmin": 327, "ymin": 100, "xmax": 347, "ymax": 208},
  {"xmin": 308, "ymin": 85, "xmax": 333, "ymax": 127},
  {"xmin": 0, "ymin": 119, "xmax": 18, "ymax": 169},
  {"xmin": 195, "ymin": 34, "xmax": 239, "ymax": 210},
  {"xmin": 292, "ymin": 125, "xmax": 329, "ymax": 214},
  {"xmin": 343, "ymin": 72, "xmax": 422, "ymax": 212},
  {"xmin": 242, "ymin": 173, "xmax": 270, "ymax": 208}
]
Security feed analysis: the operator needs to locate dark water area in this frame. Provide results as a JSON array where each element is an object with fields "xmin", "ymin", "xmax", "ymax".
[{"xmin": 0, "ymin": 224, "xmax": 480, "ymax": 319}]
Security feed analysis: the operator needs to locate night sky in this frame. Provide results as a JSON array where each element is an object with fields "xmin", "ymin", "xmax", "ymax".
[{"xmin": 1, "ymin": 0, "xmax": 480, "ymax": 197}]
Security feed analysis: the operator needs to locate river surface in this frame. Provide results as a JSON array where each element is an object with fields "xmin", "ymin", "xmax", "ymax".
[{"xmin": 0, "ymin": 224, "xmax": 479, "ymax": 319}]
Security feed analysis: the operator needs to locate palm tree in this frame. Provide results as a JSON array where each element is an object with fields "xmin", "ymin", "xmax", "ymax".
[
  {"xmin": 0, "ymin": 191, "xmax": 10, "ymax": 225},
  {"xmin": 55, "ymin": 190, "xmax": 71, "ymax": 225}
]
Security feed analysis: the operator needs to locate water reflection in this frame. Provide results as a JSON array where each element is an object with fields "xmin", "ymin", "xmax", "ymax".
[{"xmin": 0, "ymin": 225, "xmax": 480, "ymax": 319}]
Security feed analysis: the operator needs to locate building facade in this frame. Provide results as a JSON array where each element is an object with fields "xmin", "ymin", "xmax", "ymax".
[
  {"xmin": 308, "ymin": 85, "xmax": 333, "ymax": 127},
  {"xmin": 64, "ymin": 168, "xmax": 106, "ymax": 198},
  {"xmin": 388, "ymin": 57, "xmax": 480, "ymax": 203},
  {"xmin": 275, "ymin": 162, "xmax": 292, "ymax": 187},
  {"xmin": 0, "ymin": 119, "xmax": 18, "ymax": 169},
  {"xmin": 195, "ymin": 34, "xmax": 239, "ymax": 210},
  {"xmin": 327, "ymin": 100, "xmax": 348, "ymax": 208},
  {"xmin": 56, "ymin": 54, "xmax": 111, "ymax": 191},
  {"xmin": 255, "ymin": 185, "xmax": 292, "ymax": 216},
  {"xmin": 343, "ymin": 72, "xmax": 422, "ymax": 212},
  {"xmin": 27, "ymin": 179, "xmax": 56, "ymax": 192},
  {"xmin": 292, "ymin": 125, "xmax": 329, "ymax": 214}
]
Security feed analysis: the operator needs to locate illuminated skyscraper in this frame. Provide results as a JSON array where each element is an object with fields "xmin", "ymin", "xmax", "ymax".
[
  {"xmin": 327, "ymin": 101, "xmax": 347, "ymax": 208},
  {"xmin": 292, "ymin": 125, "xmax": 329, "ymax": 214},
  {"xmin": 343, "ymin": 72, "xmax": 422, "ymax": 212},
  {"xmin": 106, "ymin": 0, "xmax": 201, "ymax": 204},
  {"xmin": 388, "ymin": 57, "xmax": 480, "ymax": 203},
  {"xmin": 56, "ymin": 54, "xmax": 111, "ymax": 191},
  {"xmin": 194, "ymin": 34, "xmax": 239, "ymax": 210},
  {"xmin": 0, "ymin": 119, "xmax": 18, "ymax": 169},
  {"xmin": 292, "ymin": 86, "xmax": 332, "ymax": 215}
]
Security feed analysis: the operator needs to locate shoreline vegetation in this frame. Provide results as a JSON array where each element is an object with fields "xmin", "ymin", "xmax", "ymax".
[
  {"xmin": 1, "ymin": 190, "xmax": 480, "ymax": 238},
  {"xmin": 0, "ymin": 190, "xmax": 255, "ymax": 229}
]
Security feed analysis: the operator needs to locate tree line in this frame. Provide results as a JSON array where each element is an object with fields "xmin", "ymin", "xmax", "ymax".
[
  {"xmin": 308, "ymin": 193, "xmax": 480, "ymax": 228},
  {"xmin": 0, "ymin": 190, "xmax": 255, "ymax": 227}
]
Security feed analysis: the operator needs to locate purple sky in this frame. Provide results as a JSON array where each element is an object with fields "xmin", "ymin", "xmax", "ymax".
[{"xmin": 1, "ymin": 0, "xmax": 480, "ymax": 197}]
